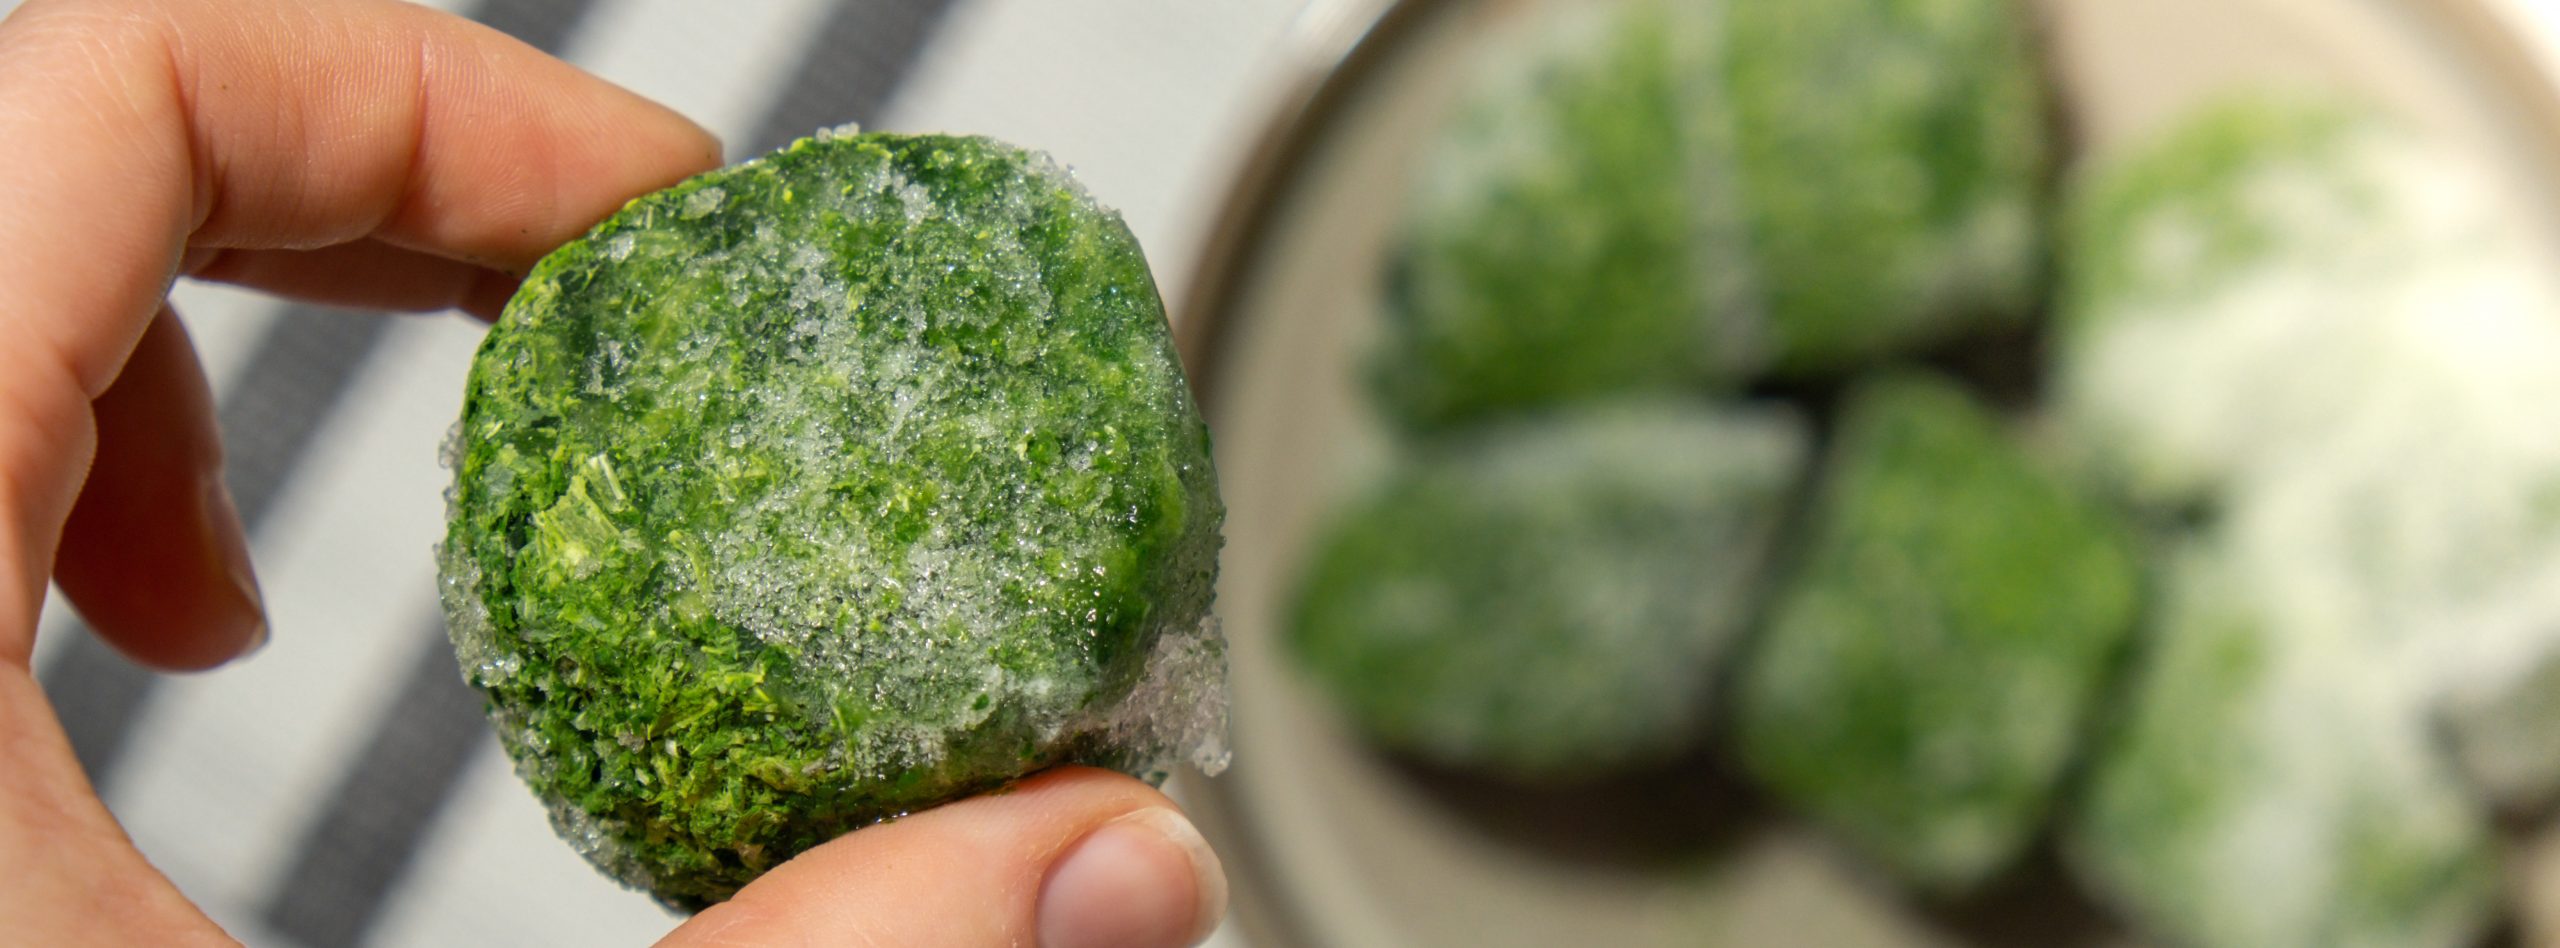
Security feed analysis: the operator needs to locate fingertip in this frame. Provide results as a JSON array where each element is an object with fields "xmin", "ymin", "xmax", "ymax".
[
  {"xmin": 463, "ymin": 268, "xmax": 520, "ymax": 323},
  {"xmin": 51, "ymin": 309, "xmax": 266, "ymax": 672},
  {"xmin": 1039, "ymin": 805, "xmax": 1229, "ymax": 948},
  {"xmin": 199, "ymin": 468, "xmax": 265, "ymax": 662},
  {"xmin": 179, "ymin": 467, "xmax": 266, "ymax": 668},
  {"xmin": 657, "ymin": 767, "xmax": 1226, "ymax": 948}
]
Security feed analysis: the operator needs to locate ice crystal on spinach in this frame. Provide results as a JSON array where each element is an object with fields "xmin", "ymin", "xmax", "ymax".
[
  {"xmin": 2060, "ymin": 97, "xmax": 2560, "ymax": 810},
  {"xmin": 2057, "ymin": 97, "xmax": 2560, "ymax": 946},
  {"xmin": 438, "ymin": 130, "xmax": 1224, "ymax": 909}
]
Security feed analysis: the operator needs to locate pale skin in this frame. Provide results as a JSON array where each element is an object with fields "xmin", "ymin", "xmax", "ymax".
[{"xmin": 0, "ymin": 1, "xmax": 1226, "ymax": 945}]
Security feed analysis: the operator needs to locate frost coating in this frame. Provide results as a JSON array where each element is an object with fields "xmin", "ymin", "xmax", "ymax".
[
  {"xmin": 2058, "ymin": 99, "xmax": 2560, "ymax": 947},
  {"xmin": 2072, "ymin": 545, "xmax": 2496, "ymax": 948},
  {"xmin": 438, "ymin": 131, "xmax": 1223, "ymax": 908},
  {"xmin": 1091, "ymin": 616, "xmax": 1231, "ymax": 780},
  {"xmin": 2054, "ymin": 104, "xmax": 2500, "ymax": 504},
  {"xmin": 2059, "ymin": 99, "xmax": 2560, "ymax": 807}
]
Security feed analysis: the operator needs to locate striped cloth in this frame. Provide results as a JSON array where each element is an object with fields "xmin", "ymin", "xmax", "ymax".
[{"xmin": 5, "ymin": 0, "xmax": 1307, "ymax": 944}]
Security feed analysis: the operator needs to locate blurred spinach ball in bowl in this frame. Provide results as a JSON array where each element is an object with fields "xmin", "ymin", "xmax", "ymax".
[
  {"xmin": 1371, "ymin": 0, "xmax": 2050, "ymax": 431},
  {"xmin": 1733, "ymin": 371, "xmax": 2141, "ymax": 894},
  {"xmin": 1287, "ymin": 403, "xmax": 1806, "ymax": 778}
]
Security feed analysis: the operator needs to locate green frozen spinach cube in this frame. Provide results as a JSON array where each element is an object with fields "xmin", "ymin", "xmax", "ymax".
[
  {"xmin": 1735, "ymin": 373, "xmax": 2138, "ymax": 891},
  {"xmin": 1373, "ymin": 0, "xmax": 1742, "ymax": 430},
  {"xmin": 1373, "ymin": 0, "xmax": 2050, "ymax": 430},
  {"xmin": 1724, "ymin": 0, "xmax": 2051, "ymax": 370},
  {"xmin": 439, "ymin": 130, "xmax": 1224, "ymax": 908},
  {"xmin": 1289, "ymin": 403, "xmax": 1806, "ymax": 777}
]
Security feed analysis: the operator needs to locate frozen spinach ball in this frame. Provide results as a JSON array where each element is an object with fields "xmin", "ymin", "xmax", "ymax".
[
  {"xmin": 1287, "ymin": 404, "xmax": 1806, "ymax": 777},
  {"xmin": 437, "ymin": 130, "xmax": 1224, "ymax": 908},
  {"xmin": 1734, "ymin": 373, "xmax": 2139, "ymax": 892}
]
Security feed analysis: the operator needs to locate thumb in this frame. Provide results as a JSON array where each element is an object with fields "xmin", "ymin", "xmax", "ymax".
[{"xmin": 657, "ymin": 766, "xmax": 1228, "ymax": 948}]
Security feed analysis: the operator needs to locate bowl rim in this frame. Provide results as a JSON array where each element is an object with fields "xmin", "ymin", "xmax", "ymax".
[{"xmin": 1169, "ymin": 1, "xmax": 2560, "ymax": 944}]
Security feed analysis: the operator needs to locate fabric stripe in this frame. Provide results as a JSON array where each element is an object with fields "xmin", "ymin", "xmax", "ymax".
[
  {"xmin": 570, "ymin": 0, "xmax": 844, "ymax": 152},
  {"xmin": 259, "ymin": 620, "xmax": 493, "ymax": 948},
  {"xmin": 40, "ymin": 309, "xmax": 395, "ymax": 788},
  {"xmin": 364, "ymin": 739, "xmax": 680, "ymax": 948},
  {"xmin": 744, "ymin": 0, "xmax": 967, "ymax": 155},
  {"xmin": 104, "ymin": 312, "xmax": 486, "ymax": 944},
  {"xmin": 470, "ymin": 0, "xmax": 592, "ymax": 55},
  {"xmin": 168, "ymin": 282, "xmax": 294, "ymax": 414}
]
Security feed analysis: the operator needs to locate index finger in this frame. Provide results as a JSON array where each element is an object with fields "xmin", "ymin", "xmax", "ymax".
[{"xmin": 0, "ymin": 0, "xmax": 720, "ymax": 635}]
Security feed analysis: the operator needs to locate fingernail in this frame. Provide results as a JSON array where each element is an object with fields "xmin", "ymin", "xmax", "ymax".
[
  {"xmin": 203, "ymin": 471, "xmax": 267, "ymax": 655},
  {"xmin": 1038, "ymin": 807, "xmax": 1228, "ymax": 948}
]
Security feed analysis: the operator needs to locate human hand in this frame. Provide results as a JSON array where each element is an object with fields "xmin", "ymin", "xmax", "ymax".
[{"xmin": 0, "ymin": 1, "xmax": 1227, "ymax": 944}]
